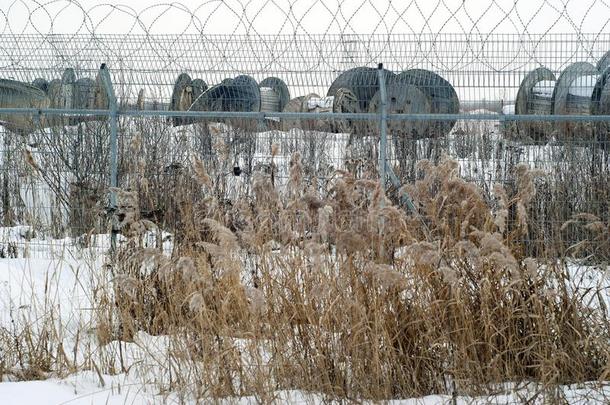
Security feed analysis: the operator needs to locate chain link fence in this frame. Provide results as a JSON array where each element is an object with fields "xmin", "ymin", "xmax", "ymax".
[{"xmin": 0, "ymin": 1, "xmax": 609, "ymax": 260}]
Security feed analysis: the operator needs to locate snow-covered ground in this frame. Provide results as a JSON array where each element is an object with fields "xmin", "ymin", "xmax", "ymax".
[{"xmin": 1, "ymin": 229, "xmax": 609, "ymax": 404}]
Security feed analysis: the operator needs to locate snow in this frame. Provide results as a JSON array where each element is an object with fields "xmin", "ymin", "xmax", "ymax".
[
  {"xmin": 2, "ymin": 375, "xmax": 608, "ymax": 404},
  {"xmin": 0, "ymin": 374, "xmax": 156, "ymax": 405},
  {"xmin": 0, "ymin": 234, "xmax": 609, "ymax": 404},
  {"xmin": 501, "ymin": 104, "xmax": 515, "ymax": 115}
]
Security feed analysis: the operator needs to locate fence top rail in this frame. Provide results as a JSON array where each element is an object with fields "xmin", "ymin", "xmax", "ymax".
[{"xmin": 2, "ymin": 107, "xmax": 610, "ymax": 122}]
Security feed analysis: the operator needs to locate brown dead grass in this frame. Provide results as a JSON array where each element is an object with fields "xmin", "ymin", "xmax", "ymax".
[{"xmin": 104, "ymin": 153, "xmax": 610, "ymax": 401}]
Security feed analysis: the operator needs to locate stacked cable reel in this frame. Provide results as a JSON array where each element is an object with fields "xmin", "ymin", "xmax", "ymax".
[{"xmin": 514, "ymin": 50, "xmax": 610, "ymax": 146}]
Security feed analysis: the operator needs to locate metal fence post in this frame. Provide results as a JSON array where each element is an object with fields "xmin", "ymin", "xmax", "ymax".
[
  {"xmin": 99, "ymin": 63, "xmax": 119, "ymax": 251},
  {"xmin": 377, "ymin": 63, "xmax": 388, "ymax": 190},
  {"xmin": 377, "ymin": 64, "xmax": 418, "ymax": 214}
]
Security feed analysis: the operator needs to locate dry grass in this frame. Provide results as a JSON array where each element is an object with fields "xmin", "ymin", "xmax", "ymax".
[
  {"xmin": 98, "ymin": 152, "xmax": 610, "ymax": 401},
  {"xmin": 1, "ymin": 121, "xmax": 609, "ymax": 402}
]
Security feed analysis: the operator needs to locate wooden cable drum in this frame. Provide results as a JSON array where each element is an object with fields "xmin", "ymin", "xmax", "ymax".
[
  {"xmin": 0, "ymin": 78, "xmax": 50, "ymax": 134},
  {"xmin": 259, "ymin": 77, "xmax": 289, "ymax": 130},
  {"xmin": 259, "ymin": 77, "xmax": 290, "ymax": 112},
  {"xmin": 368, "ymin": 82, "xmax": 431, "ymax": 139},
  {"xmin": 515, "ymin": 67, "xmax": 557, "ymax": 142},
  {"xmin": 597, "ymin": 50, "xmax": 610, "ymax": 72},
  {"xmin": 327, "ymin": 66, "xmax": 395, "ymax": 112},
  {"xmin": 552, "ymin": 62, "xmax": 599, "ymax": 142},
  {"xmin": 592, "ymin": 65, "xmax": 610, "ymax": 146},
  {"xmin": 222, "ymin": 75, "xmax": 261, "ymax": 131},
  {"xmin": 373, "ymin": 69, "xmax": 459, "ymax": 139},
  {"xmin": 169, "ymin": 73, "xmax": 208, "ymax": 126},
  {"xmin": 170, "ymin": 73, "xmax": 262, "ymax": 131}
]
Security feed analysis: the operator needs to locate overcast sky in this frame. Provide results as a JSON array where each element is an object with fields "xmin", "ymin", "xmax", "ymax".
[{"xmin": 1, "ymin": 0, "xmax": 609, "ymax": 36}]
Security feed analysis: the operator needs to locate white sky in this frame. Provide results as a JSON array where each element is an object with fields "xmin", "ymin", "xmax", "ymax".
[{"xmin": 0, "ymin": 0, "xmax": 608, "ymax": 36}]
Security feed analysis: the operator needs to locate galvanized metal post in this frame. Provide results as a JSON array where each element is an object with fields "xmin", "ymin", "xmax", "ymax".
[
  {"xmin": 376, "ymin": 64, "xmax": 418, "ymax": 214},
  {"xmin": 377, "ymin": 63, "xmax": 387, "ymax": 190},
  {"xmin": 99, "ymin": 63, "xmax": 119, "ymax": 251}
]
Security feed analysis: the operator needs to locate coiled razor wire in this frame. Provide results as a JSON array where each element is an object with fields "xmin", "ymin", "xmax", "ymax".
[{"xmin": 0, "ymin": 1, "xmax": 609, "ymax": 65}]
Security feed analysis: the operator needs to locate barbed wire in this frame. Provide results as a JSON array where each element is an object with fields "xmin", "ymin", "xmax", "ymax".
[
  {"xmin": 1, "ymin": 1, "xmax": 609, "ymax": 37},
  {"xmin": 0, "ymin": 1, "xmax": 608, "ymax": 89}
]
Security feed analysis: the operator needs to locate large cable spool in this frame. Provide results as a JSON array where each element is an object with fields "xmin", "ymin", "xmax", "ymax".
[
  {"xmin": 259, "ymin": 77, "xmax": 290, "ymax": 112},
  {"xmin": 0, "ymin": 79, "xmax": 50, "ymax": 134},
  {"xmin": 368, "ymin": 82, "xmax": 431, "ymax": 139},
  {"xmin": 224, "ymin": 75, "xmax": 261, "ymax": 113},
  {"xmin": 393, "ymin": 69, "xmax": 459, "ymax": 138},
  {"xmin": 258, "ymin": 78, "xmax": 290, "ymax": 131},
  {"xmin": 592, "ymin": 65, "xmax": 610, "ymax": 146},
  {"xmin": 169, "ymin": 73, "xmax": 209, "ymax": 126},
  {"xmin": 552, "ymin": 62, "xmax": 599, "ymax": 141},
  {"xmin": 327, "ymin": 66, "xmax": 395, "ymax": 112},
  {"xmin": 514, "ymin": 67, "xmax": 557, "ymax": 142},
  {"xmin": 222, "ymin": 75, "xmax": 261, "ymax": 131},
  {"xmin": 25, "ymin": 68, "xmax": 108, "ymax": 128},
  {"xmin": 597, "ymin": 50, "xmax": 610, "ymax": 72},
  {"xmin": 170, "ymin": 73, "xmax": 263, "ymax": 130},
  {"xmin": 368, "ymin": 69, "xmax": 459, "ymax": 139},
  {"xmin": 181, "ymin": 74, "xmax": 261, "ymax": 131}
]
